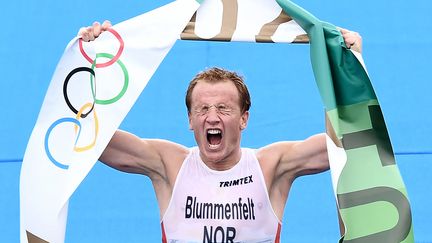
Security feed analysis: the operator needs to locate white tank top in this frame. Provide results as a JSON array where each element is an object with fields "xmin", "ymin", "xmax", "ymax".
[{"xmin": 161, "ymin": 147, "xmax": 281, "ymax": 243}]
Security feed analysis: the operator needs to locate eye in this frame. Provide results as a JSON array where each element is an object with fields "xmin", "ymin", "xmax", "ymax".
[
  {"xmin": 201, "ymin": 105, "xmax": 210, "ymax": 113},
  {"xmin": 194, "ymin": 105, "xmax": 209, "ymax": 115},
  {"xmin": 216, "ymin": 104, "xmax": 232, "ymax": 114}
]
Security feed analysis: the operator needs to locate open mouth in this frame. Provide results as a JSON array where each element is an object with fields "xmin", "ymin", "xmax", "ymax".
[{"xmin": 207, "ymin": 129, "xmax": 222, "ymax": 148}]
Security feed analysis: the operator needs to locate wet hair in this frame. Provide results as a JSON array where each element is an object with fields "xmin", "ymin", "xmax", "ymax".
[{"xmin": 185, "ymin": 67, "xmax": 251, "ymax": 114}]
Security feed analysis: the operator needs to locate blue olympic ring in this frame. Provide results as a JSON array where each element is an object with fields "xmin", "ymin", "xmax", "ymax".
[{"xmin": 44, "ymin": 117, "xmax": 82, "ymax": 169}]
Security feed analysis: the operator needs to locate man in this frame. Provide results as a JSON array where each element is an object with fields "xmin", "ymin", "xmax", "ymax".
[{"xmin": 80, "ymin": 21, "xmax": 362, "ymax": 242}]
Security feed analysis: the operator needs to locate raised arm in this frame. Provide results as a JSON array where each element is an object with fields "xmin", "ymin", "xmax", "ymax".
[
  {"xmin": 261, "ymin": 133, "xmax": 329, "ymax": 180},
  {"xmin": 77, "ymin": 21, "xmax": 189, "ymax": 180},
  {"xmin": 100, "ymin": 130, "xmax": 189, "ymax": 216},
  {"xmin": 256, "ymin": 133, "xmax": 329, "ymax": 219},
  {"xmin": 286, "ymin": 133, "xmax": 329, "ymax": 176},
  {"xmin": 100, "ymin": 130, "xmax": 189, "ymax": 181},
  {"xmin": 274, "ymin": 28, "xmax": 362, "ymax": 177},
  {"xmin": 260, "ymin": 28, "xmax": 363, "ymax": 220}
]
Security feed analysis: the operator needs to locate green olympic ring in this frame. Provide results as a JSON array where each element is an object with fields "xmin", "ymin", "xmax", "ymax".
[{"xmin": 90, "ymin": 52, "xmax": 129, "ymax": 105}]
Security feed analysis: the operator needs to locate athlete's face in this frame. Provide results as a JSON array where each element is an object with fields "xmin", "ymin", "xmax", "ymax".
[{"xmin": 188, "ymin": 80, "xmax": 249, "ymax": 169}]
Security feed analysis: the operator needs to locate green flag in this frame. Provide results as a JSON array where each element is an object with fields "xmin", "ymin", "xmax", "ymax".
[{"xmin": 276, "ymin": 0, "xmax": 414, "ymax": 242}]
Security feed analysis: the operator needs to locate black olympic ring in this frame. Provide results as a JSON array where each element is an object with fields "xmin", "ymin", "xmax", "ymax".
[{"xmin": 63, "ymin": 67, "xmax": 96, "ymax": 118}]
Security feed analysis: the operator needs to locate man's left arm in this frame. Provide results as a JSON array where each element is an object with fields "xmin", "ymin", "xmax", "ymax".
[
  {"xmin": 258, "ymin": 133, "xmax": 329, "ymax": 183},
  {"xmin": 256, "ymin": 133, "xmax": 329, "ymax": 219},
  {"xmin": 283, "ymin": 28, "xmax": 363, "ymax": 177},
  {"xmin": 280, "ymin": 133, "xmax": 329, "ymax": 178}
]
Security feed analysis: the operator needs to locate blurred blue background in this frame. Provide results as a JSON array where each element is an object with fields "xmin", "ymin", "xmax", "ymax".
[{"xmin": 1, "ymin": 0, "xmax": 431, "ymax": 242}]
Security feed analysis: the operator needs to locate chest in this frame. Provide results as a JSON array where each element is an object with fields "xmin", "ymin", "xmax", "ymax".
[{"xmin": 161, "ymin": 151, "xmax": 280, "ymax": 242}]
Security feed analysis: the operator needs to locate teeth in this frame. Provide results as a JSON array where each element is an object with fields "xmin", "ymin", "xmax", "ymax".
[
  {"xmin": 209, "ymin": 144, "xmax": 219, "ymax": 149},
  {"xmin": 207, "ymin": 129, "xmax": 221, "ymax": 134}
]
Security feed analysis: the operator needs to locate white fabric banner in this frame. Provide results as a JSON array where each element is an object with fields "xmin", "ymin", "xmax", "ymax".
[
  {"xmin": 186, "ymin": 0, "xmax": 306, "ymax": 42},
  {"xmin": 20, "ymin": 0, "xmax": 200, "ymax": 242}
]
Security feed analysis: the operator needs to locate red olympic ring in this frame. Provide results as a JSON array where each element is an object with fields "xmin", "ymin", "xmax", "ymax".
[{"xmin": 79, "ymin": 28, "xmax": 124, "ymax": 68}]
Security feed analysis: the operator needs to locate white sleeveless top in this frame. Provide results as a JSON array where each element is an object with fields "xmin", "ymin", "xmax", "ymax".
[{"xmin": 161, "ymin": 147, "xmax": 281, "ymax": 243}]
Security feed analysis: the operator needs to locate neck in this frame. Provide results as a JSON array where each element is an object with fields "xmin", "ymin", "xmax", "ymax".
[{"xmin": 200, "ymin": 147, "xmax": 242, "ymax": 171}]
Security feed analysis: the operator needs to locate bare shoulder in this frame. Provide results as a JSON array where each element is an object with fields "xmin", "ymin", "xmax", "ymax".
[
  {"xmin": 100, "ymin": 130, "xmax": 189, "ymax": 182},
  {"xmin": 254, "ymin": 134, "xmax": 328, "ymax": 219},
  {"xmin": 256, "ymin": 141, "xmax": 295, "ymax": 167},
  {"xmin": 147, "ymin": 138, "xmax": 190, "ymax": 169},
  {"xmin": 146, "ymin": 138, "xmax": 190, "ymax": 183},
  {"xmin": 256, "ymin": 133, "xmax": 329, "ymax": 179},
  {"xmin": 256, "ymin": 141, "xmax": 299, "ymax": 179}
]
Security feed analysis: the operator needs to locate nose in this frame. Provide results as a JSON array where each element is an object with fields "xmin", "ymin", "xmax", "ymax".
[{"xmin": 206, "ymin": 107, "xmax": 220, "ymax": 124}]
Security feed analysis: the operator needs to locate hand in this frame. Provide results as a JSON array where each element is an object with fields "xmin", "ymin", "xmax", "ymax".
[
  {"xmin": 339, "ymin": 28, "xmax": 362, "ymax": 53},
  {"xmin": 78, "ymin": 20, "xmax": 112, "ymax": 42}
]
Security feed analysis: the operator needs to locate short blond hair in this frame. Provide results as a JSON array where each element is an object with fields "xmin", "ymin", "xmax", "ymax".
[{"xmin": 185, "ymin": 67, "xmax": 251, "ymax": 114}]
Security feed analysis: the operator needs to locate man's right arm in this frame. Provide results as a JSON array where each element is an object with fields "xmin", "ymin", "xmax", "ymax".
[
  {"xmin": 100, "ymin": 130, "xmax": 188, "ymax": 180},
  {"xmin": 78, "ymin": 22, "xmax": 189, "ymax": 182}
]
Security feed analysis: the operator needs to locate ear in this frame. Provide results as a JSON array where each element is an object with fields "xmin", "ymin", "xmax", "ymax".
[
  {"xmin": 188, "ymin": 112, "xmax": 193, "ymax": 130},
  {"xmin": 240, "ymin": 111, "xmax": 249, "ymax": 130}
]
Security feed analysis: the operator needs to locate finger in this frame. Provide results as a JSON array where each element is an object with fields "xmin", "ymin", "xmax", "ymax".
[
  {"xmin": 339, "ymin": 27, "xmax": 349, "ymax": 35},
  {"xmin": 345, "ymin": 36, "xmax": 356, "ymax": 45},
  {"xmin": 79, "ymin": 27, "xmax": 91, "ymax": 42},
  {"xmin": 351, "ymin": 34, "xmax": 362, "ymax": 53},
  {"xmin": 92, "ymin": 21, "xmax": 101, "ymax": 38},
  {"xmin": 78, "ymin": 27, "xmax": 87, "ymax": 39},
  {"xmin": 81, "ymin": 34, "xmax": 90, "ymax": 42},
  {"xmin": 86, "ymin": 26, "xmax": 96, "ymax": 41},
  {"xmin": 101, "ymin": 20, "xmax": 112, "ymax": 31},
  {"xmin": 343, "ymin": 32, "xmax": 359, "ymax": 46},
  {"xmin": 348, "ymin": 32, "xmax": 361, "ymax": 45},
  {"xmin": 346, "ymin": 34, "xmax": 362, "ymax": 52}
]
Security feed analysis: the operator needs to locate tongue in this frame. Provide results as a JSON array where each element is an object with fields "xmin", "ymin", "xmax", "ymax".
[{"xmin": 208, "ymin": 134, "xmax": 221, "ymax": 145}]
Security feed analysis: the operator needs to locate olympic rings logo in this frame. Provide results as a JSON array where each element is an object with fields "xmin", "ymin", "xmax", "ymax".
[{"xmin": 44, "ymin": 29, "xmax": 127, "ymax": 169}]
